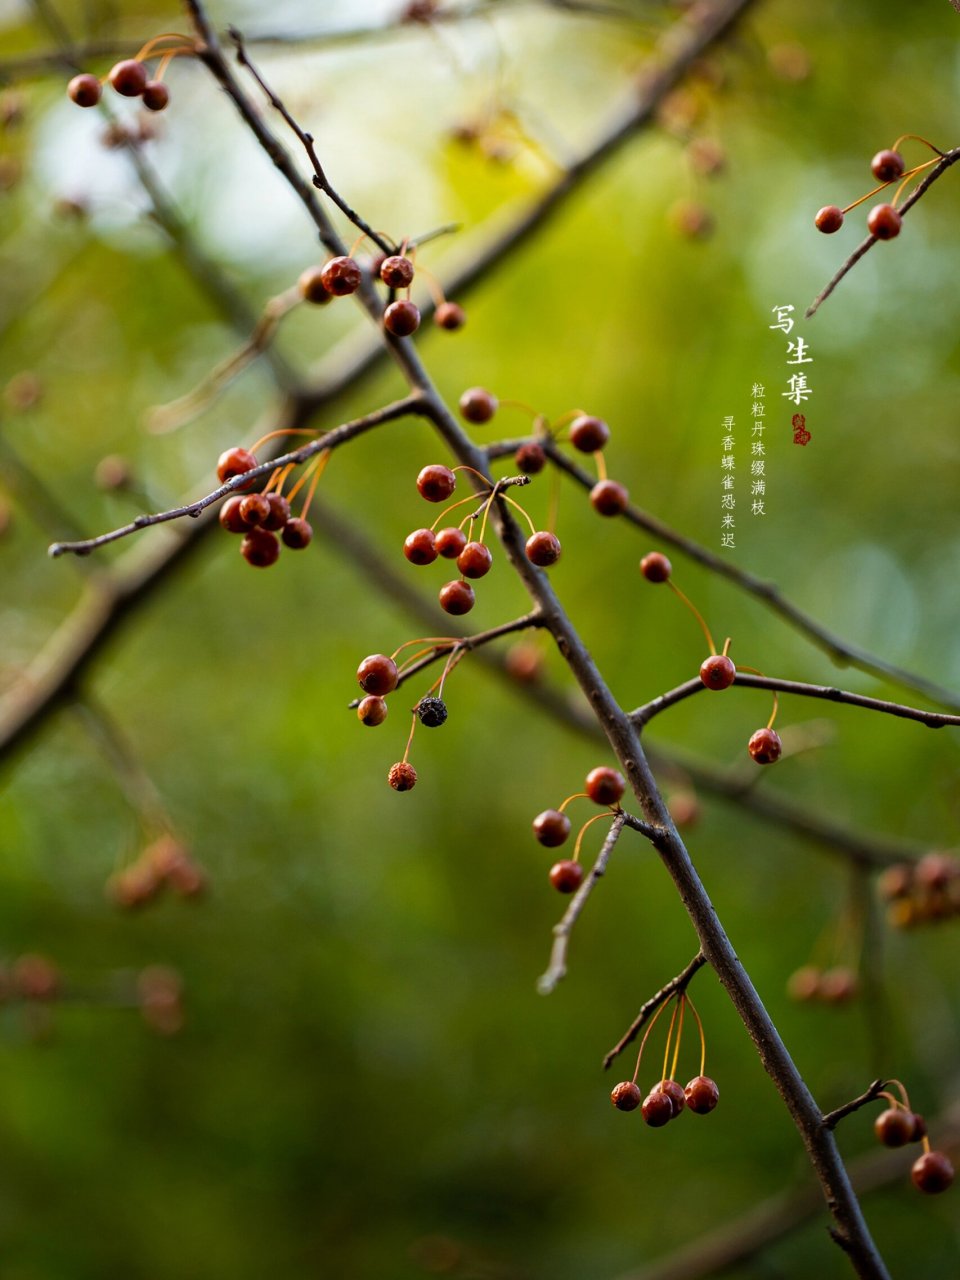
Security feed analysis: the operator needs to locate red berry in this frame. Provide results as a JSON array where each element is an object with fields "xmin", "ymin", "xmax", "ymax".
[
  {"xmin": 699, "ymin": 654, "xmax": 736, "ymax": 690},
  {"xmin": 357, "ymin": 695, "xmax": 388, "ymax": 726},
  {"xmin": 867, "ymin": 203, "xmax": 902, "ymax": 240},
  {"xmin": 240, "ymin": 528, "xmax": 280, "ymax": 568},
  {"xmin": 684, "ymin": 1076, "xmax": 719, "ymax": 1114},
  {"xmin": 67, "ymin": 73, "xmax": 102, "ymax": 107},
  {"xmin": 142, "ymin": 81, "xmax": 170, "ymax": 112},
  {"xmin": 911, "ymin": 1151, "xmax": 954, "ymax": 1194},
  {"xmin": 569, "ymin": 414, "xmax": 609, "ymax": 453},
  {"xmin": 877, "ymin": 863, "xmax": 913, "ymax": 900},
  {"xmin": 819, "ymin": 966, "xmax": 858, "ymax": 1002},
  {"xmin": 435, "ymin": 527, "xmax": 467, "ymax": 559},
  {"xmin": 655, "ymin": 1079, "xmax": 686, "ymax": 1118},
  {"xmin": 438, "ymin": 580, "xmax": 475, "ymax": 615},
  {"xmin": 641, "ymin": 1091, "xmax": 674, "ymax": 1128},
  {"xmin": 532, "ymin": 809, "xmax": 571, "ymax": 847},
  {"xmin": 457, "ymin": 541, "xmax": 493, "ymax": 579},
  {"xmin": 239, "ymin": 493, "xmax": 270, "ymax": 527},
  {"xmin": 874, "ymin": 1108, "xmax": 914, "ymax": 1148},
  {"xmin": 525, "ymin": 531, "xmax": 562, "ymax": 567},
  {"xmin": 915, "ymin": 851, "xmax": 956, "ymax": 891},
  {"xmin": 435, "ymin": 301, "xmax": 466, "ymax": 330},
  {"xmin": 379, "ymin": 255, "xmax": 414, "ymax": 288},
  {"xmin": 282, "ymin": 517, "xmax": 313, "ymax": 549},
  {"xmin": 108, "ymin": 60, "xmax": 148, "ymax": 97},
  {"xmin": 219, "ymin": 496, "xmax": 248, "ymax": 534},
  {"xmin": 815, "ymin": 205, "xmax": 844, "ymax": 234},
  {"xmin": 515, "ymin": 442, "xmax": 546, "ymax": 474},
  {"xmin": 384, "ymin": 299, "xmax": 421, "ymax": 336},
  {"xmin": 611, "ymin": 1081, "xmax": 642, "ymax": 1112},
  {"xmin": 787, "ymin": 965, "xmax": 822, "ymax": 1001},
  {"xmin": 13, "ymin": 953, "xmax": 60, "ymax": 1001},
  {"xmin": 404, "ymin": 528, "xmax": 438, "ymax": 565},
  {"xmin": 871, "ymin": 149, "xmax": 904, "ymax": 183},
  {"xmin": 388, "ymin": 761, "xmax": 417, "ymax": 792},
  {"xmin": 640, "ymin": 552, "xmax": 672, "ymax": 583},
  {"xmin": 748, "ymin": 727, "xmax": 782, "ymax": 765},
  {"xmin": 263, "ymin": 493, "xmax": 291, "ymax": 531},
  {"xmin": 458, "ymin": 387, "xmax": 498, "ymax": 424},
  {"xmin": 320, "ymin": 256, "xmax": 362, "ymax": 296},
  {"xmin": 590, "ymin": 479, "xmax": 628, "ymax": 516},
  {"xmin": 909, "ymin": 1113, "xmax": 928, "ymax": 1143},
  {"xmin": 298, "ymin": 266, "xmax": 332, "ymax": 304},
  {"xmin": 217, "ymin": 446, "xmax": 258, "ymax": 487},
  {"xmin": 357, "ymin": 654, "xmax": 399, "ymax": 696},
  {"xmin": 549, "ymin": 860, "xmax": 584, "ymax": 893},
  {"xmin": 585, "ymin": 766, "xmax": 625, "ymax": 806},
  {"xmin": 417, "ymin": 464, "xmax": 456, "ymax": 502}
]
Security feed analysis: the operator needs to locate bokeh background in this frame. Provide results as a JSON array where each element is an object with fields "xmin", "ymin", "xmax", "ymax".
[{"xmin": 0, "ymin": 0, "xmax": 959, "ymax": 1276}]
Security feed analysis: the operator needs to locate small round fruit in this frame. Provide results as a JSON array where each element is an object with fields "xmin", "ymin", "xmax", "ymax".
[
  {"xmin": 457, "ymin": 541, "xmax": 493, "ymax": 579},
  {"xmin": 909, "ymin": 1113, "xmax": 927, "ymax": 1143},
  {"xmin": 388, "ymin": 761, "xmax": 417, "ymax": 792},
  {"xmin": 748, "ymin": 727, "xmax": 783, "ymax": 765},
  {"xmin": 505, "ymin": 641, "xmax": 543, "ymax": 684},
  {"xmin": 684, "ymin": 1076, "xmax": 720, "ymax": 1114},
  {"xmin": 357, "ymin": 654, "xmax": 399, "ymax": 696},
  {"xmin": 298, "ymin": 266, "xmax": 332, "ymax": 304},
  {"xmin": 219, "ymin": 496, "xmax": 248, "ymax": 534},
  {"xmin": 263, "ymin": 493, "xmax": 291, "ymax": 531},
  {"xmin": 867, "ymin": 203, "xmax": 902, "ymax": 240},
  {"xmin": 357, "ymin": 695, "xmax": 388, "ymax": 726},
  {"xmin": 435, "ymin": 527, "xmax": 467, "ymax": 559},
  {"xmin": 282, "ymin": 517, "xmax": 313, "ymax": 549},
  {"xmin": 404, "ymin": 528, "xmax": 438, "ymax": 565},
  {"xmin": 787, "ymin": 965, "xmax": 822, "ymax": 1001},
  {"xmin": 239, "ymin": 493, "xmax": 270, "ymax": 527},
  {"xmin": 569, "ymin": 414, "xmax": 610, "ymax": 453},
  {"xmin": 819, "ymin": 966, "xmax": 858, "ymax": 1003},
  {"xmin": 549, "ymin": 860, "xmax": 584, "ymax": 893},
  {"xmin": 877, "ymin": 862, "xmax": 913, "ymax": 900},
  {"xmin": 641, "ymin": 1091, "xmax": 674, "ymax": 1128},
  {"xmin": 217, "ymin": 446, "xmax": 258, "ymax": 486},
  {"xmin": 611, "ymin": 1081, "xmax": 642, "ymax": 1112},
  {"xmin": 532, "ymin": 809, "xmax": 571, "ymax": 848},
  {"xmin": 590, "ymin": 479, "xmax": 628, "ymax": 516},
  {"xmin": 526, "ymin": 531, "xmax": 562, "ymax": 567},
  {"xmin": 911, "ymin": 1151, "xmax": 954, "ymax": 1194},
  {"xmin": 240, "ymin": 528, "xmax": 280, "ymax": 568},
  {"xmin": 384, "ymin": 299, "xmax": 421, "ymax": 336},
  {"xmin": 142, "ymin": 80, "xmax": 170, "ymax": 111},
  {"xmin": 67, "ymin": 73, "xmax": 102, "ymax": 107},
  {"xmin": 458, "ymin": 387, "xmax": 498, "ymax": 425},
  {"xmin": 515, "ymin": 442, "xmax": 546, "ymax": 474},
  {"xmin": 585, "ymin": 766, "xmax": 626, "ymax": 806},
  {"xmin": 655, "ymin": 1079, "xmax": 686, "ymax": 1118},
  {"xmin": 874, "ymin": 1108, "xmax": 914, "ymax": 1148},
  {"xmin": 699, "ymin": 654, "xmax": 736, "ymax": 690},
  {"xmin": 435, "ymin": 301, "xmax": 466, "ymax": 330},
  {"xmin": 815, "ymin": 205, "xmax": 844, "ymax": 234},
  {"xmin": 417, "ymin": 696, "xmax": 448, "ymax": 728},
  {"xmin": 438, "ymin": 579, "xmax": 475, "ymax": 615},
  {"xmin": 108, "ymin": 60, "xmax": 148, "ymax": 97},
  {"xmin": 871, "ymin": 149, "xmax": 904, "ymax": 183},
  {"xmin": 417, "ymin": 464, "xmax": 456, "ymax": 502},
  {"xmin": 320, "ymin": 255, "xmax": 362, "ymax": 296},
  {"xmin": 640, "ymin": 552, "xmax": 672, "ymax": 583},
  {"xmin": 379, "ymin": 254, "xmax": 414, "ymax": 288}
]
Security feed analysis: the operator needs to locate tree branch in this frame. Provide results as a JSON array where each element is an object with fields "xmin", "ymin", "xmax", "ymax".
[{"xmin": 602, "ymin": 952, "xmax": 708, "ymax": 1070}]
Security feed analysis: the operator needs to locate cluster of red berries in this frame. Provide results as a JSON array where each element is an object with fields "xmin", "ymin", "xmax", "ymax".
[
  {"xmin": 355, "ymin": 651, "xmax": 452, "ymax": 792},
  {"xmin": 872, "ymin": 1090, "xmax": 954, "ymax": 1195},
  {"xmin": 68, "ymin": 60, "xmax": 171, "ymax": 113},
  {"xmin": 611, "ymin": 1074, "xmax": 720, "ymax": 1125},
  {"xmin": 815, "ymin": 139, "xmax": 944, "ymax": 243},
  {"xmin": 216, "ymin": 447, "xmax": 313, "ymax": 567},
  {"xmin": 404, "ymin": 463, "xmax": 561, "ymax": 616},
  {"xmin": 298, "ymin": 251, "xmax": 464, "ymax": 335},
  {"xmin": 108, "ymin": 833, "xmax": 207, "ymax": 910},
  {"xmin": 878, "ymin": 852, "xmax": 960, "ymax": 929},
  {"xmin": 532, "ymin": 766, "xmax": 625, "ymax": 893},
  {"xmin": 787, "ymin": 964, "xmax": 859, "ymax": 1004}
]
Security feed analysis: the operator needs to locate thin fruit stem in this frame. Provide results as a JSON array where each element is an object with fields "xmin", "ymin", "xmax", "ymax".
[
  {"xmin": 891, "ymin": 158, "xmax": 939, "ymax": 207},
  {"xmin": 400, "ymin": 711, "xmax": 418, "ymax": 765},
  {"xmin": 767, "ymin": 691, "xmax": 780, "ymax": 730},
  {"xmin": 667, "ymin": 580, "xmax": 717, "ymax": 654},
  {"xmin": 432, "ymin": 493, "xmax": 487, "ymax": 532},
  {"xmin": 297, "ymin": 450, "xmax": 328, "ymax": 520},
  {"xmin": 498, "ymin": 399, "xmax": 540, "ymax": 420},
  {"xmin": 436, "ymin": 646, "xmax": 467, "ymax": 700},
  {"xmin": 557, "ymin": 792, "xmax": 590, "ymax": 813},
  {"xmin": 669, "ymin": 995, "xmax": 686, "ymax": 1081},
  {"xmin": 661, "ymin": 998, "xmax": 681, "ymax": 1084},
  {"xmin": 892, "ymin": 133, "xmax": 946, "ymax": 157},
  {"xmin": 721, "ymin": 636, "xmax": 732, "ymax": 657},
  {"xmin": 249, "ymin": 426, "xmax": 317, "ymax": 455},
  {"xmin": 451, "ymin": 465, "xmax": 491, "ymax": 486},
  {"xmin": 547, "ymin": 465, "xmax": 560, "ymax": 535},
  {"xmin": 135, "ymin": 33, "xmax": 195, "ymax": 61},
  {"xmin": 285, "ymin": 451, "xmax": 320, "ymax": 503},
  {"xmin": 390, "ymin": 637, "xmax": 456, "ymax": 662},
  {"xmin": 503, "ymin": 494, "xmax": 537, "ymax": 537},
  {"xmin": 596, "ymin": 451, "xmax": 608, "ymax": 482},
  {"xmin": 631, "ymin": 994, "xmax": 673, "ymax": 1087},
  {"xmin": 686, "ymin": 991, "xmax": 707, "ymax": 1077},
  {"xmin": 478, "ymin": 488, "xmax": 499, "ymax": 546},
  {"xmin": 398, "ymin": 646, "xmax": 443, "ymax": 676},
  {"xmin": 571, "ymin": 812, "xmax": 614, "ymax": 863}
]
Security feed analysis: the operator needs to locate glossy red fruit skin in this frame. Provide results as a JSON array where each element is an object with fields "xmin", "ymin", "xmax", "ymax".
[
  {"xmin": 417, "ymin": 464, "xmax": 456, "ymax": 502},
  {"xmin": 515, "ymin": 442, "xmax": 546, "ymax": 474},
  {"xmin": 871, "ymin": 149, "xmax": 904, "ymax": 183},
  {"xmin": 239, "ymin": 493, "xmax": 270, "ymax": 527},
  {"xmin": 219, "ymin": 496, "xmax": 248, "ymax": 534},
  {"xmin": 320, "ymin": 256, "xmax": 362, "ymax": 296},
  {"xmin": 438, "ymin": 580, "xmax": 475, "ymax": 615},
  {"xmin": 585, "ymin": 766, "xmax": 625, "ymax": 806},
  {"xmin": 684, "ymin": 1075, "xmax": 720, "ymax": 1114},
  {"xmin": 815, "ymin": 205, "xmax": 844, "ymax": 233},
  {"xmin": 590, "ymin": 480, "xmax": 628, "ymax": 515},
  {"xmin": 404, "ymin": 528, "xmax": 438, "ymax": 565},
  {"xmin": 457, "ymin": 541, "xmax": 493, "ymax": 579},
  {"xmin": 640, "ymin": 551, "xmax": 672, "ymax": 582},
  {"xmin": 526, "ymin": 531, "xmax": 562, "ymax": 567},
  {"xmin": 357, "ymin": 695, "xmax": 388, "ymax": 726},
  {"xmin": 748, "ymin": 727, "xmax": 782, "ymax": 765},
  {"xmin": 388, "ymin": 762, "xmax": 417, "ymax": 791},
  {"xmin": 655, "ymin": 1079, "xmax": 686, "ymax": 1118},
  {"xmin": 435, "ymin": 301, "xmax": 466, "ymax": 330},
  {"xmin": 142, "ymin": 81, "xmax": 170, "ymax": 112},
  {"xmin": 549, "ymin": 860, "xmax": 584, "ymax": 893},
  {"xmin": 874, "ymin": 1108, "xmax": 914, "ymax": 1148},
  {"xmin": 699, "ymin": 654, "xmax": 736, "ymax": 690},
  {"xmin": 379, "ymin": 255, "xmax": 414, "ymax": 288},
  {"xmin": 641, "ymin": 1091, "xmax": 674, "ymax": 1128},
  {"xmin": 569, "ymin": 415, "xmax": 610, "ymax": 453},
  {"xmin": 68, "ymin": 74, "xmax": 102, "ymax": 107},
  {"xmin": 217, "ymin": 446, "xmax": 258, "ymax": 487},
  {"xmin": 357, "ymin": 654, "xmax": 399, "ymax": 696},
  {"xmin": 384, "ymin": 300, "xmax": 421, "ymax": 336},
  {"xmin": 435, "ymin": 527, "xmax": 467, "ymax": 559},
  {"xmin": 532, "ymin": 809, "xmax": 571, "ymax": 847},
  {"xmin": 298, "ymin": 266, "xmax": 332, "ymax": 304},
  {"xmin": 282, "ymin": 517, "xmax": 313, "ymax": 549},
  {"xmin": 611, "ymin": 1081, "xmax": 642, "ymax": 1111},
  {"xmin": 458, "ymin": 388, "xmax": 498, "ymax": 424},
  {"xmin": 108, "ymin": 60, "xmax": 148, "ymax": 97},
  {"xmin": 263, "ymin": 493, "xmax": 291, "ymax": 531},
  {"xmin": 867, "ymin": 203, "xmax": 902, "ymax": 240},
  {"xmin": 240, "ymin": 528, "xmax": 280, "ymax": 568},
  {"xmin": 911, "ymin": 1151, "xmax": 954, "ymax": 1194}
]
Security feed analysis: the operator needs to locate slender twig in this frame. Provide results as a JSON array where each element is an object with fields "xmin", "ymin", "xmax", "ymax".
[
  {"xmin": 823, "ymin": 1080, "xmax": 887, "ymax": 1131},
  {"xmin": 602, "ymin": 952, "xmax": 707, "ymax": 1070},
  {"xmin": 72, "ymin": 695, "xmax": 171, "ymax": 835}
]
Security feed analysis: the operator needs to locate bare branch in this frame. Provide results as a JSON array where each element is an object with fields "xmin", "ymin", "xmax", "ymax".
[
  {"xmin": 823, "ymin": 1079, "xmax": 887, "ymax": 1131},
  {"xmin": 602, "ymin": 952, "xmax": 708, "ymax": 1070}
]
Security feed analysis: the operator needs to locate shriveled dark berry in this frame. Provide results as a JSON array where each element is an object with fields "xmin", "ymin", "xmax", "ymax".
[
  {"xmin": 871, "ymin": 149, "xmax": 904, "ymax": 183},
  {"xmin": 240, "ymin": 528, "xmax": 280, "ymax": 568},
  {"xmin": 417, "ymin": 464, "xmax": 456, "ymax": 502},
  {"xmin": 108, "ymin": 60, "xmax": 148, "ymax": 97},
  {"xmin": 357, "ymin": 695, "xmax": 388, "ymax": 726},
  {"xmin": 515, "ymin": 442, "xmax": 546, "ymax": 474},
  {"xmin": 379, "ymin": 255, "xmax": 415, "ymax": 288},
  {"xmin": 384, "ymin": 299, "xmax": 420, "ymax": 336},
  {"xmin": 67, "ymin": 73, "xmax": 102, "ymax": 107},
  {"xmin": 815, "ymin": 205, "xmax": 844, "ymax": 234},
  {"xmin": 549, "ymin": 860, "xmax": 584, "ymax": 893},
  {"xmin": 699, "ymin": 654, "xmax": 736, "ymax": 690},
  {"xmin": 282, "ymin": 517, "xmax": 313, "ymax": 549},
  {"xmin": 388, "ymin": 761, "xmax": 417, "ymax": 791},
  {"xmin": 219, "ymin": 496, "xmax": 248, "ymax": 534},
  {"xmin": 457, "ymin": 541, "xmax": 493, "ymax": 579},
  {"xmin": 748, "ymin": 727, "xmax": 782, "ymax": 765},
  {"xmin": 404, "ymin": 528, "xmax": 438, "ymax": 565},
  {"xmin": 217, "ymin": 446, "xmax": 258, "ymax": 487},
  {"xmin": 417, "ymin": 696, "xmax": 448, "ymax": 728},
  {"xmin": 641, "ymin": 1091, "xmax": 674, "ymax": 1128},
  {"xmin": 532, "ymin": 809, "xmax": 571, "ymax": 847},
  {"xmin": 874, "ymin": 1108, "xmax": 914, "ymax": 1148},
  {"xmin": 357, "ymin": 654, "xmax": 399, "ymax": 696},
  {"xmin": 435, "ymin": 301, "xmax": 466, "ymax": 330},
  {"xmin": 458, "ymin": 387, "xmax": 498, "ymax": 424},
  {"xmin": 585, "ymin": 766, "xmax": 625, "ymax": 806},
  {"xmin": 640, "ymin": 552, "xmax": 672, "ymax": 583},
  {"xmin": 142, "ymin": 81, "xmax": 170, "ymax": 112},
  {"xmin": 684, "ymin": 1076, "xmax": 719, "ymax": 1114},
  {"xmin": 569, "ymin": 414, "xmax": 610, "ymax": 453},
  {"xmin": 438, "ymin": 579, "xmax": 474, "ymax": 615},
  {"xmin": 239, "ymin": 493, "xmax": 270, "ymax": 527},
  {"xmin": 263, "ymin": 493, "xmax": 291, "ymax": 531},
  {"xmin": 590, "ymin": 479, "xmax": 628, "ymax": 516},
  {"xmin": 526, "ymin": 531, "xmax": 562, "ymax": 567},
  {"xmin": 435, "ymin": 527, "xmax": 467, "ymax": 559},
  {"xmin": 867, "ymin": 203, "xmax": 902, "ymax": 240},
  {"xmin": 655, "ymin": 1079, "xmax": 686, "ymax": 1118},
  {"xmin": 611, "ymin": 1081, "xmax": 642, "ymax": 1111},
  {"xmin": 320, "ymin": 256, "xmax": 362, "ymax": 296},
  {"xmin": 911, "ymin": 1151, "xmax": 954, "ymax": 1194},
  {"xmin": 298, "ymin": 266, "xmax": 332, "ymax": 304}
]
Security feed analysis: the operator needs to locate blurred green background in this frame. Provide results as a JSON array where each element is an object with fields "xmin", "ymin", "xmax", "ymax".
[{"xmin": 0, "ymin": 1, "xmax": 959, "ymax": 1277}]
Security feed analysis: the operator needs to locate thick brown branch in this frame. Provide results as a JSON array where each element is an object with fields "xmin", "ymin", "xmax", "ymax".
[{"xmin": 602, "ymin": 952, "xmax": 708, "ymax": 1070}]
